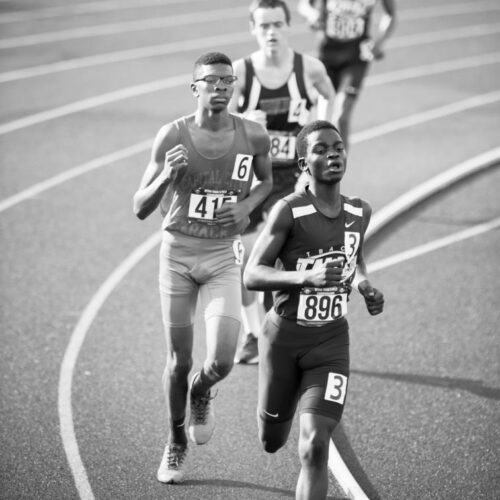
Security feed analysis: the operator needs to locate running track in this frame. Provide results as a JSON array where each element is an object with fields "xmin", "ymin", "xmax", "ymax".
[{"xmin": 1, "ymin": 1, "xmax": 499, "ymax": 499}]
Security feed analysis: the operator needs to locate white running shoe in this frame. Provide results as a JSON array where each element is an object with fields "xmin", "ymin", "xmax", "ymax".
[
  {"xmin": 188, "ymin": 372, "xmax": 215, "ymax": 445},
  {"xmin": 156, "ymin": 443, "xmax": 188, "ymax": 484},
  {"xmin": 234, "ymin": 333, "xmax": 259, "ymax": 364}
]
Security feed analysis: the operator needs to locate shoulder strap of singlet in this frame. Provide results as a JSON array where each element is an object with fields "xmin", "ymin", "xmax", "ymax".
[
  {"xmin": 292, "ymin": 52, "xmax": 314, "ymax": 108},
  {"xmin": 239, "ymin": 57, "xmax": 255, "ymax": 112}
]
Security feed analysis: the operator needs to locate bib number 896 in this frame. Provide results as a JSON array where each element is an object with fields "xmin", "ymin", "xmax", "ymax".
[{"xmin": 297, "ymin": 292, "xmax": 347, "ymax": 322}]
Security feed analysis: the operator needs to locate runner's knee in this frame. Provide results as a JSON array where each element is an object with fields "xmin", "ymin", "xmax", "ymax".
[
  {"xmin": 298, "ymin": 432, "xmax": 330, "ymax": 468},
  {"xmin": 258, "ymin": 417, "xmax": 293, "ymax": 453},
  {"xmin": 203, "ymin": 359, "xmax": 232, "ymax": 383}
]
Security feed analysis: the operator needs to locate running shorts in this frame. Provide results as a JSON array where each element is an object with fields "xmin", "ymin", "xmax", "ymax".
[
  {"xmin": 159, "ymin": 230, "xmax": 243, "ymax": 327},
  {"xmin": 258, "ymin": 309, "xmax": 350, "ymax": 423}
]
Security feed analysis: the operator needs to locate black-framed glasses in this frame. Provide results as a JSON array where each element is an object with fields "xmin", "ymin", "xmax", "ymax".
[{"xmin": 194, "ymin": 75, "xmax": 238, "ymax": 86}]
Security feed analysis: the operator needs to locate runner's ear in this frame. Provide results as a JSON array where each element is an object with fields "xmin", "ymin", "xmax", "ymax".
[{"xmin": 298, "ymin": 157, "xmax": 308, "ymax": 172}]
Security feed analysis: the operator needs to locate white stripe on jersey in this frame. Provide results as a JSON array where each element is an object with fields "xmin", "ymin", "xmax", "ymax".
[
  {"xmin": 287, "ymin": 72, "xmax": 301, "ymax": 101},
  {"xmin": 292, "ymin": 204, "xmax": 316, "ymax": 218},
  {"xmin": 247, "ymin": 77, "xmax": 261, "ymax": 111},
  {"xmin": 344, "ymin": 203, "xmax": 362, "ymax": 216}
]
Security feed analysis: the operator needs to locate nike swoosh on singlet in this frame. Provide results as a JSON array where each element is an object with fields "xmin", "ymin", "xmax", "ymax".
[
  {"xmin": 263, "ymin": 409, "xmax": 279, "ymax": 418},
  {"xmin": 345, "ymin": 221, "xmax": 355, "ymax": 228}
]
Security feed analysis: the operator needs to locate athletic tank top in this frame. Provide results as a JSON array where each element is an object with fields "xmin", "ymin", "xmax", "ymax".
[
  {"xmin": 274, "ymin": 188, "xmax": 365, "ymax": 326},
  {"xmin": 237, "ymin": 52, "xmax": 314, "ymax": 167},
  {"xmin": 160, "ymin": 115, "xmax": 255, "ymax": 239},
  {"xmin": 320, "ymin": 0, "xmax": 374, "ymax": 44}
]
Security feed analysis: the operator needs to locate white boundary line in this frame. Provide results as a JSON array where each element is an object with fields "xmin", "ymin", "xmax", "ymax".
[
  {"xmin": 366, "ymin": 147, "xmax": 500, "ymax": 238},
  {"xmin": 0, "ymin": 140, "xmax": 151, "ymax": 213},
  {"xmin": 0, "ymin": 0, "xmax": 195, "ymax": 24},
  {"xmin": 58, "ymin": 231, "xmax": 162, "ymax": 500},
  {"xmin": 368, "ymin": 216, "xmax": 500, "ymax": 274},
  {"xmin": 1, "ymin": 53, "xmax": 499, "ymax": 214},
  {"xmin": 1, "ymin": 23, "xmax": 499, "ymax": 134},
  {"xmin": 0, "ymin": 7, "xmax": 248, "ymax": 50}
]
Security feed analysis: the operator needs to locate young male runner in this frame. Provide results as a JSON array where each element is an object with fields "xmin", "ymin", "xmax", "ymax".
[
  {"xmin": 298, "ymin": 0, "xmax": 397, "ymax": 150},
  {"xmin": 229, "ymin": 0, "xmax": 336, "ymax": 364},
  {"xmin": 133, "ymin": 52, "xmax": 272, "ymax": 484},
  {"xmin": 244, "ymin": 120, "xmax": 383, "ymax": 499}
]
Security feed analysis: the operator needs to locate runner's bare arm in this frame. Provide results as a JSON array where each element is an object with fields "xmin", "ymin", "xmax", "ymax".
[
  {"xmin": 372, "ymin": 0, "xmax": 397, "ymax": 59},
  {"xmin": 133, "ymin": 123, "xmax": 184, "ymax": 220},
  {"xmin": 215, "ymin": 119, "xmax": 272, "ymax": 227},
  {"xmin": 352, "ymin": 200, "xmax": 384, "ymax": 315},
  {"xmin": 304, "ymin": 54, "xmax": 335, "ymax": 121}
]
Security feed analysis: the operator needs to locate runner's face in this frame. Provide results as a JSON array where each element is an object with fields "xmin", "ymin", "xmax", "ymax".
[
  {"xmin": 251, "ymin": 7, "xmax": 289, "ymax": 51},
  {"xmin": 305, "ymin": 128, "xmax": 347, "ymax": 185},
  {"xmin": 193, "ymin": 63, "xmax": 235, "ymax": 111}
]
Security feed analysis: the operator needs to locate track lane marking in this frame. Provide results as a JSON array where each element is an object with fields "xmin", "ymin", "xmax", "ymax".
[
  {"xmin": 1, "ymin": 23, "xmax": 499, "ymax": 133},
  {"xmin": 58, "ymin": 231, "xmax": 162, "ymax": 500},
  {"xmin": 0, "ymin": 0, "xmax": 194, "ymax": 24},
  {"xmin": 1, "ymin": 14, "xmax": 499, "ymax": 82},
  {"xmin": 369, "ymin": 216, "xmax": 500, "ymax": 274},
  {"xmin": 2, "ymin": 86, "xmax": 498, "ymax": 214}
]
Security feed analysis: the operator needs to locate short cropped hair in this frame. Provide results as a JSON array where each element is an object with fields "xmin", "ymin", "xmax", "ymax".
[
  {"xmin": 193, "ymin": 52, "xmax": 233, "ymax": 79},
  {"xmin": 249, "ymin": 0, "xmax": 291, "ymax": 25},
  {"xmin": 296, "ymin": 120, "xmax": 341, "ymax": 158}
]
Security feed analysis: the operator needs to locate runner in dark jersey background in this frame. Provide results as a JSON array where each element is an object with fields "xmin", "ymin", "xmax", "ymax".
[
  {"xmin": 298, "ymin": 0, "xmax": 397, "ymax": 150},
  {"xmin": 244, "ymin": 120, "xmax": 384, "ymax": 500},
  {"xmin": 229, "ymin": 0, "xmax": 335, "ymax": 364}
]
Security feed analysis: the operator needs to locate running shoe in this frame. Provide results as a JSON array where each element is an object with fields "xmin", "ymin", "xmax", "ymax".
[
  {"xmin": 188, "ymin": 372, "xmax": 215, "ymax": 445},
  {"xmin": 234, "ymin": 333, "xmax": 259, "ymax": 364},
  {"xmin": 156, "ymin": 443, "xmax": 188, "ymax": 484}
]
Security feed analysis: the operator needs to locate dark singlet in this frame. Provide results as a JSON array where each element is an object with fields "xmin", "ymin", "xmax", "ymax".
[
  {"xmin": 273, "ymin": 188, "xmax": 365, "ymax": 326},
  {"xmin": 318, "ymin": 0, "xmax": 376, "ymax": 67},
  {"xmin": 237, "ymin": 52, "xmax": 314, "ymax": 169}
]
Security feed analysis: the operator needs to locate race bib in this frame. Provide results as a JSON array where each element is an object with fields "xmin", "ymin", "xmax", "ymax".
[
  {"xmin": 287, "ymin": 98, "xmax": 309, "ymax": 125},
  {"xmin": 269, "ymin": 132, "xmax": 296, "ymax": 161},
  {"xmin": 297, "ymin": 288, "xmax": 347, "ymax": 325},
  {"xmin": 188, "ymin": 188, "xmax": 237, "ymax": 224},
  {"xmin": 324, "ymin": 372, "xmax": 348, "ymax": 405},
  {"xmin": 326, "ymin": 14, "xmax": 365, "ymax": 40},
  {"xmin": 232, "ymin": 154, "xmax": 253, "ymax": 182}
]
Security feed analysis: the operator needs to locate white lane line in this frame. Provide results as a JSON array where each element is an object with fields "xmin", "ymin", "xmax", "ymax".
[
  {"xmin": 2, "ymin": 21, "xmax": 499, "ymax": 83},
  {"xmin": 366, "ymin": 147, "xmax": 500, "ymax": 238},
  {"xmin": 329, "ymin": 442, "xmax": 369, "ymax": 500},
  {"xmin": 1, "ymin": 22, "xmax": 499, "ymax": 133},
  {"xmin": 1, "ymin": 89, "xmax": 499, "ymax": 214},
  {"xmin": 0, "ymin": 0, "xmax": 194, "ymax": 24},
  {"xmin": 369, "ymin": 216, "xmax": 500, "ymax": 274},
  {"xmin": 1, "ymin": 0, "xmax": 497, "ymax": 24},
  {"xmin": 0, "ymin": 140, "xmax": 151, "ymax": 213},
  {"xmin": 0, "ymin": 32, "xmax": 252, "ymax": 83},
  {"xmin": 58, "ymin": 231, "xmax": 162, "ymax": 500},
  {"xmin": 351, "ymin": 90, "xmax": 500, "ymax": 144},
  {"xmin": 1, "ymin": 87, "xmax": 497, "ymax": 214},
  {"xmin": 0, "ymin": 7, "xmax": 248, "ymax": 49},
  {"xmin": 1, "ymin": 73, "xmax": 499, "ymax": 141},
  {"xmin": 0, "ymin": 74, "xmax": 186, "ymax": 136}
]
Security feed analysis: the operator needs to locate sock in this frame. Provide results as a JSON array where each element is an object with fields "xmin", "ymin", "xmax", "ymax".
[{"xmin": 169, "ymin": 417, "xmax": 187, "ymax": 445}]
